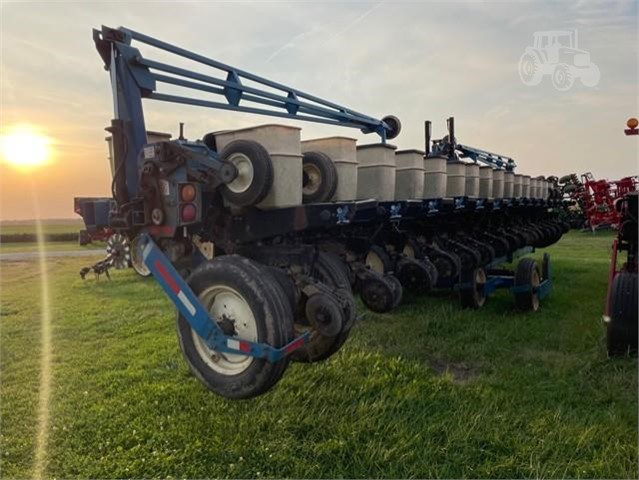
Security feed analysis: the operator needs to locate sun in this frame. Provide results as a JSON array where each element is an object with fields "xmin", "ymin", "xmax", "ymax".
[{"xmin": 0, "ymin": 125, "xmax": 52, "ymax": 170}]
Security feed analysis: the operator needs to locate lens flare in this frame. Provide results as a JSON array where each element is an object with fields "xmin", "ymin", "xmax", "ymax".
[{"xmin": 0, "ymin": 125, "xmax": 52, "ymax": 170}]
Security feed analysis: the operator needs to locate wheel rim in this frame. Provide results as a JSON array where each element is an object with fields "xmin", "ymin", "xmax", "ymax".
[
  {"xmin": 365, "ymin": 250, "xmax": 385, "ymax": 274},
  {"xmin": 520, "ymin": 55, "xmax": 537, "ymax": 82},
  {"xmin": 403, "ymin": 244, "xmax": 415, "ymax": 258},
  {"xmin": 302, "ymin": 163, "xmax": 322, "ymax": 196},
  {"xmin": 130, "ymin": 235, "xmax": 150, "ymax": 276},
  {"xmin": 226, "ymin": 153, "xmax": 254, "ymax": 194},
  {"xmin": 192, "ymin": 284, "xmax": 258, "ymax": 375}
]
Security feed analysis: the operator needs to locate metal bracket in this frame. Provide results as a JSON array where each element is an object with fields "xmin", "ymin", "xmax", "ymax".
[{"xmin": 139, "ymin": 234, "xmax": 309, "ymax": 362}]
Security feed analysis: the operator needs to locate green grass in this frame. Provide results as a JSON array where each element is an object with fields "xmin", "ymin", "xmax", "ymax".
[
  {"xmin": 0, "ymin": 242, "xmax": 104, "ymax": 254},
  {"xmin": 0, "ymin": 219, "xmax": 83, "ymax": 236},
  {"xmin": 1, "ymin": 231, "xmax": 636, "ymax": 478}
]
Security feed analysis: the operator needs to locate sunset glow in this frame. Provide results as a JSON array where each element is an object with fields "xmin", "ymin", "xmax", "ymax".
[{"xmin": 0, "ymin": 125, "xmax": 52, "ymax": 170}]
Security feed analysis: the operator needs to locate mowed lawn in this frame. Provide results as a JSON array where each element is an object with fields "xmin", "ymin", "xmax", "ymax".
[{"xmin": 0, "ymin": 231, "xmax": 636, "ymax": 478}]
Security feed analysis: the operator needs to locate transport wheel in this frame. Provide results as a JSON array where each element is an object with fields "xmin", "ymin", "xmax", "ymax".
[
  {"xmin": 382, "ymin": 115, "xmax": 402, "ymax": 140},
  {"xmin": 106, "ymin": 233, "xmax": 131, "ymax": 269},
  {"xmin": 385, "ymin": 274, "xmax": 403, "ymax": 308},
  {"xmin": 459, "ymin": 267, "xmax": 487, "ymax": 309},
  {"xmin": 130, "ymin": 234, "xmax": 152, "ymax": 277},
  {"xmin": 302, "ymin": 151, "xmax": 338, "ymax": 203},
  {"xmin": 396, "ymin": 257, "xmax": 433, "ymax": 293},
  {"xmin": 360, "ymin": 275, "xmax": 396, "ymax": 313},
  {"xmin": 176, "ymin": 256, "xmax": 293, "ymax": 399},
  {"xmin": 219, "ymin": 140, "xmax": 273, "ymax": 207},
  {"xmin": 365, "ymin": 245, "xmax": 393, "ymax": 275},
  {"xmin": 292, "ymin": 252, "xmax": 355, "ymax": 363},
  {"xmin": 606, "ymin": 272, "xmax": 638, "ymax": 356},
  {"xmin": 514, "ymin": 258, "xmax": 541, "ymax": 311}
]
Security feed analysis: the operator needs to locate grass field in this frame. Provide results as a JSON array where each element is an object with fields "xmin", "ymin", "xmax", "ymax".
[
  {"xmin": 0, "ymin": 219, "xmax": 83, "ymax": 236},
  {"xmin": 0, "ymin": 231, "xmax": 636, "ymax": 478}
]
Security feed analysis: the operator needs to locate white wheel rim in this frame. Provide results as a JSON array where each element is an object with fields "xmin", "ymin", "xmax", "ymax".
[
  {"xmin": 366, "ymin": 250, "xmax": 385, "ymax": 274},
  {"xmin": 303, "ymin": 164, "xmax": 322, "ymax": 196},
  {"xmin": 403, "ymin": 244, "xmax": 415, "ymax": 258},
  {"xmin": 192, "ymin": 284, "xmax": 258, "ymax": 375},
  {"xmin": 226, "ymin": 153, "xmax": 254, "ymax": 194},
  {"xmin": 130, "ymin": 236, "xmax": 150, "ymax": 276}
]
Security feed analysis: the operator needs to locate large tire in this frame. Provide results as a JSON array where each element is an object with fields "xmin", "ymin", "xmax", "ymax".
[
  {"xmin": 606, "ymin": 272, "xmax": 638, "ymax": 356},
  {"xmin": 514, "ymin": 258, "xmax": 541, "ymax": 311},
  {"xmin": 552, "ymin": 64, "xmax": 574, "ymax": 91},
  {"xmin": 219, "ymin": 140, "xmax": 273, "ymax": 207},
  {"xmin": 176, "ymin": 256, "xmax": 293, "ymax": 399},
  {"xmin": 302, "ymin": 152, "xmax": 338, "ymax": 203},
  {"xmin": 292, "ymin": 252, "xmax": 355, "ymax": 363}
]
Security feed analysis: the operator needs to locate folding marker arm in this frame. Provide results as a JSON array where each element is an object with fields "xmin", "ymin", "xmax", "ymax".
[{"xmin": 139, "ymin": 234, "xmax": 308, "ymax": 362}]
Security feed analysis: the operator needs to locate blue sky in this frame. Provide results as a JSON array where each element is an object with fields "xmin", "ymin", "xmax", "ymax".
[{"xmin": 0, "ymin": 0, "xmax": 637, "ymax": 219}]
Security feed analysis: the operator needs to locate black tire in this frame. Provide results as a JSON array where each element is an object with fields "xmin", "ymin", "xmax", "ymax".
[
  {"xmin": 382, "ymin": 115, "xmax": 402, "ymax": 140},
  {"xmin": 606, "ymin": 272, "xmax": 638, "ymax": 356},
  {"xmin": 219, "ymin": 140, "xmax": 273, "ymax": 207},
  {"xmin": 396, "ymin": 257, "xmax": 433, "ymax": 293},
  {"xmin": 292, "ymin": 252, "xmax": 355, "ymax": 363},
  {"xmin": 176, "ymin": 255, "xmax": 293, "ymax": 399},
  {"xmin": 428, "ymin": 248, "xmax": 461, "ymax": 283},
  {"xmin": 514, "ymin": 258, "xmax": 541, "ymax": 311},
  {"xmin": 360, "ymin": 275, "xmax": 396, "ymax": 313},
  {"xmin": 459, "ymin": 268, "xmax": 487, "ymax": 309},
  {"xmin": 385, "ymin": 274, "xmax": 403, "ymax": 309},
  {"xmin": 302, "ymin": 151, "xmax": 338, "ymax": 203},
  {"xmin": 365, "ymin": 245, "xmax": 393, "ymax": 275}
]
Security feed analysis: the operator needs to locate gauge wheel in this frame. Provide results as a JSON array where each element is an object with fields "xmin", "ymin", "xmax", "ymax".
[
  {"xmin": 292, "ymin": 252, "xmax": 355, "ymax": 363},
  {"xmin": 302, "ymin": 151, "xmax": 338, "ymax": 203},
  {"xmin": 219, "ymin": 140, "xmax": 273, "ymax": 207},
  {"xmin": 176, "ymin": 255, "xmax": 293, "ymax": 399}
]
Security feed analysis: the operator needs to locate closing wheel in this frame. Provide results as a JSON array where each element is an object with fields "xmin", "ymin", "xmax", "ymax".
[
  {"xmin": 459, "ymin": 267, "xmax": 487, "ymax": 309},
  {"xmin": 606, "ymin": 272, "xmax": 638, "ymax": 356},
  {"xmin": 302, "ymin": 151, "xmax": 338, "ymax": 203},
  {"xmin": 365, "ymin": 245, "xmax": 393, "ymax": 275},
  {"xmin": 292, "ymin": 252, "xmax": 355, "ymax": 363},
  {"xmin": 106, "ymin": 233, "xmax": 130, "ymax": 270},
  {"xmin": 428, "ymin": 249, "xmax": 461, "ymax": 283},
  {"xmin": 219, "ymin": 140, "xmax": 273, "ymax": 207},
  {"xmin": 514, "ymin": 258, "xmax": 541, "ymax": 311},
  {"xmin": 176, "ymin": 256, "xmax": 293, "ymax": 399},
  {"xmin": 360, "ymin": 275, "xmax": 395, "ymax": 313},
  {"xmin": 130, "ymin": 235, "xmax": 152, "ymax": 277},
  {"xmin": 382, "ymin": 115, "xmax": 402, "ymax": 140}
]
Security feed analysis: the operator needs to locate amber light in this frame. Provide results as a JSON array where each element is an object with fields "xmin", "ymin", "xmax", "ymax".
[
  {"xmin": 181, "ymin": 204, "xmax": 197, "ymax": 223},
  {"xmin": 627, "ymin": 118, "xmax": 639, "ymax": 129},
  {"xmin": 180, "ymin": 183, "xmax": 196, "ymax": 202}
]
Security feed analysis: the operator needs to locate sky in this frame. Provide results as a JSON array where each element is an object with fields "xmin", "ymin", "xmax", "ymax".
[{"xmin": 0, "ymin": 0, "xmax": 637, "ymax": 220}]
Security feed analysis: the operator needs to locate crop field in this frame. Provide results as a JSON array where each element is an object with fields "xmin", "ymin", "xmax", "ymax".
[
  {"xmin": 0, "ymin": 231, "xmax": 636, "ymax": 479},
  {"xmin": 0, "ymin": 219, "xmax": 83, "ymax": 236}
]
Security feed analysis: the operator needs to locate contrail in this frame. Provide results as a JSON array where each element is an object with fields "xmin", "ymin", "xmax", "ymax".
[{"xmin": 31, "ymin": 185, "xmax": 52, "ymax": 480}]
